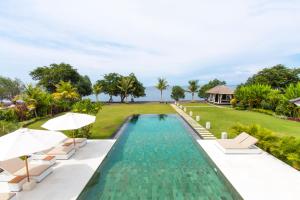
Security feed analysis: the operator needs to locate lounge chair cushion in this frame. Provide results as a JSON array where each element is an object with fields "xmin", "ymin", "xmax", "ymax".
[
  {"xmin": 218, "ymin": 135, "xmax": 258, "ymax": 149},
  {"xmin": 0, "ymin": 158, "xmax": 24, "ymax": 174},
  {"xmin": 0, "ymin": 193, "xmax": 16, "ymax": 200},
  {"xmin": 47, "ymin": 145, "xmax": 74, "ymax": 155},
  {"xmin": 217, "ymin": 132, "xmax": 249, "ymax": 144},
  {"xmin": 14, "ymin": 164, "xmax": 51, "ymax": 176},
  {"xmin": 65, "ymin": 138, "xmax": 87, "ymax": 143}
]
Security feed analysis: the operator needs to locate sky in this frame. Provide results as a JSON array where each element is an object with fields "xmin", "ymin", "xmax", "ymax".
[{"xmin": 0, "ymin": 0, "xmax": 300, "ymax": 86}]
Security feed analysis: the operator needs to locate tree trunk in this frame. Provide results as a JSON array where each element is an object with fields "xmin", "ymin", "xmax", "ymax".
[
  {"xmin": 160, "ymin": 90, "xmax": 163, "ymax": 103},
  {"xmin": 192, "ymin": 93, "xmax": 194, "ymax": 102},
  {"xmin": 95, "ymin": 94, "xmax": 99, "ymax": 102},
  {"xmin": 109, "ymin": 95, "xmax": 113, "ymax": 102}
]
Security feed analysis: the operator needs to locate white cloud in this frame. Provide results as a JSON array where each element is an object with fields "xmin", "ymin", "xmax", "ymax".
[{"xmin": 1, "ymin": 0, "xmax": 300, "ymax": 85}]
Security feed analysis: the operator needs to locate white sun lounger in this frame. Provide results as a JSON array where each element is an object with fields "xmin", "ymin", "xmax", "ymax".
[
  {"xmin": 0, "ymin": 158, "xmax": 53, "ymax": 188},
  {"xmin": 0, "ymin": 193, "xmax": 17, "ymax": 200},
  {"xmin": 216, "ymin": 132, "xmax": 262, "ymax": 154},
  {"xmin": 63, "ymin": 138, "xmax": 87, "ymax": 148},
  {"xmin": 33, "ymin": 143, "xmax": 75, "ymax": 160}
]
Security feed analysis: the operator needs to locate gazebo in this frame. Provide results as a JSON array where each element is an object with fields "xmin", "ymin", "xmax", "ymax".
[{"xmin": 206, "ymin": 85, "xmax": 234, "ymax": 104}]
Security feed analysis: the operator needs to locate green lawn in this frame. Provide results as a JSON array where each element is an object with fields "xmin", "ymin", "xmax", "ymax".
[
  {"xmin": 27, "ymin": 103, "xmax": 175, "ymax": 139},
  {"xmin": 182, "ymin": 102, "xmax": 300, "ymax": 138}
]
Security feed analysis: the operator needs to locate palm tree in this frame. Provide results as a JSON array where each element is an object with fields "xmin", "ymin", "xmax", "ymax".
[
  {"xmin": 52, "ymin": 81, "xmax": 80, "ymax": 101},
  {"xmin": 52, "ymin": 81, "xmax": 80, "ymax": 110},
  {"xmin": 118, "ymin": 77, "xmax": 134, "ymax": 103},
  {"xmin": 188, "ymin": 80, "xmax": 199, "ymax": 102},
  {"xmin": 155, "ymin": 78, "xmax": 168, "ymax": 103},
  {"xmin": 93, "ymin": 83, "xmax": 103, "ymax": 102}
]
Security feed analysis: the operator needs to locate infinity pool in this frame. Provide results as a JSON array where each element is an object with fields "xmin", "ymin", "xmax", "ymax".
[{"xmin": 77, "ymin": 114, "xmax": 241, "ymax": 200}]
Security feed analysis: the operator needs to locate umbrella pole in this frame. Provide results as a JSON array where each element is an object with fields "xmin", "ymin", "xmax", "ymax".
[
  {"xmin": 25, "ymin": 156, "xmax": 30, "ymax": 182},
  {"xmin": 73, "ymin": 130, "xmax": 76, "ymax": 147}
]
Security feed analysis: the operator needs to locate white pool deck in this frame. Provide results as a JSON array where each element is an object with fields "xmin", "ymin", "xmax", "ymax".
[
  {"xmin": 0, "ymin": 139, "xmax": 116, "ymax": 200},
  {"xmin": 198, "ymin": 140, "xmax": 300, "ymax": 200}
]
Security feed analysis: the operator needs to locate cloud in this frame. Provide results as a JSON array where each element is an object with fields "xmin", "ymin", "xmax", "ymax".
[{"xmin": 1, "ymin": 0, "xmax": 300, "ymax": 85}]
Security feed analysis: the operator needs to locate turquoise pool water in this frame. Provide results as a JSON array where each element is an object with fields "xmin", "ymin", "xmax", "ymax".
[{"xmin": 77, "ymin": 115, "xmax": 241, "ymax": 200}]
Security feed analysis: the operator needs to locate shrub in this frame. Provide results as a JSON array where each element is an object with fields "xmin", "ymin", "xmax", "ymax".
[
  {"xmin": 230, "ymin": 98, "xmax": 237, "ymax": 108},
  {"xmin": 13, "ymin": 104, "xmax": 32, "ymax": 121},
  {"xmin": 230, "ymin": 123, "xmax": 300, "ymax": 170},
  {"xmin": 74, "ymin": 125, "xmax": 93, "ymax": 139},
  {"xmin": 251, "ymin": 108, "xmax": 274, "ymax": 116},
  {"xmin": 72, "ymin": 99, "xmax": 102, "ymax": 115},
  {"xmin": 0, "ymin": 120, "xmax": 20, "ymax": 136},
  {"xmin": 235, "ymin": 84, "xmax": 272, "ymax": 108},
  {"xmin": 275, "ymin": 100, "xmax": 297, "ymax": 117},
  {"xmin": 0, "ymin": 108, "xmax": 18, "ymax": 121}
]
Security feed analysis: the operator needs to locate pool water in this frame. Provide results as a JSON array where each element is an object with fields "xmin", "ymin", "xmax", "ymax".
[{"xmin": 77, "ymin": 114, "xmax": 241, "ymax": 200}]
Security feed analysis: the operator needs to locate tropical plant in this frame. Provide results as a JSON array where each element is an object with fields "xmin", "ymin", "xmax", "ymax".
[
  {"xmin": 0, "ymin": 120, "xmax": 20, "ymax": 136},
  {"xmin": 198, "ymin": 79, "xmax": 226, "ymax": 98},
  {"xmin": 235, "ymin": 84, "xmax": 272, "ymax": 108},
  {"xmin": 187, "ymin": 80, "xmax": 199, "ymax": 102},
  {"xmin": 118, "ymin": 77, "xmax": 134, "ymax": 103},
  {"xmin": 284, "ymin": 82, "xmax": 300, "ymax": 100},
  {"xmin": 72, "ymin": 99, "xmax": 102, "ymax": 115},
  {"xmin": 92, "ymin": 83, "xmax": 103, "ymax": 102},
  {"xmin": 0, "ymin": 109, "xmax": 18, "ymax": 121},
  {"xmin": 52, "ymin": 81, "xmax": 80, "ymax": 110},
  {"xmin": 21, "ymin": 85, "xmax": 53, "ymax": 117},
  {"xmin": 171, "ymin": 86, "xmax": 185, "ymax": 101},
  {"xmin": 155, "ymin": 78, "xmax": 168, "ymax": 102}
]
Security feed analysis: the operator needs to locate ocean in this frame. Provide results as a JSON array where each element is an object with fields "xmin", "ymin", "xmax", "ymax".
[{"xmin": 85, "ymin": 86, "xmax": 204, "ymax": 102}]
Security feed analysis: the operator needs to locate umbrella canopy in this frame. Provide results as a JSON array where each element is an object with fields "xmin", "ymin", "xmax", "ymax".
[
  {"xmin": 0, "ymin": 128, "xmax": 66, "ymax": 182},
  {"xmin": 0, "ymin": 128, "xmax": 67, "ymax": 161},
  {"xmin": 41, "ymin": 112, "xmax": 96, "ymax": 131}
]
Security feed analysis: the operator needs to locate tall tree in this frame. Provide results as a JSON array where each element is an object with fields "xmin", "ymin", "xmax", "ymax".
[
  {"xmin": 187, "ymin": 80, "xmax": 199, "ymax": 102},
  {"xmin": 128, "ymin": 73, "xmax": 146, "ymax": 101},
  {"xmin": 245, "ymin": 64, "xmax": 300, "ymax": 91},
  {"xmin": 97, "ymin": 73, "xmax": 122, "ymax": 102},
  {"xmin": 30, "ymin": 63, "xmax": 92, "ymax": 96},
  {"xmin": 171, "ymin": 86, "xmax": 185, "ymax": 101},
  {"xmin": 118, "ymin": 77, "xmax": 134, "ymax": 103},
  {"xmin": 0, "ymin": 76, "xmax": 24, "ymax": 99},
  {"xmin": 92, "ymin": 83, "xmax": 103, "ymax": 102},
  {"xmin": 76, "ymin": 75, "xmax": 92, "ymax": 97},
  {"xmin": 198, "ymin": 79, "xmax": 226, "ymax": 98},
  {"xmin": 155, "ymin": 78, "xmax": 168, "ymax": 102}
]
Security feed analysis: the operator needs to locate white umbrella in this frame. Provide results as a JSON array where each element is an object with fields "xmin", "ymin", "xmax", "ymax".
[
  {"xmin": 0, "ymin": 128, "xmax": 66, "ymax": 182},
  {"xmin": 41, "ymin": 112, "xmax": 96, "ymax": 145}
]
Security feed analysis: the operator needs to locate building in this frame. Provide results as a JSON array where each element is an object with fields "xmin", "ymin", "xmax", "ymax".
[
  {"xmin": 289, "ymin": 97, "xmax": 300, "ymax": 107},
  {"xmin": 206, "ymin": 85, "xmax": 234, "ymax": 104}
]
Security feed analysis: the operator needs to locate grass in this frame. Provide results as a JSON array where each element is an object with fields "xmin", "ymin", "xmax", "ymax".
[
  {"xmin": 181, "ymin": 102, "xmax": 300, "ymax": 138},
  {"xmin": 27, "ymin": 103, "xmax": 175, "ymax": 139}
]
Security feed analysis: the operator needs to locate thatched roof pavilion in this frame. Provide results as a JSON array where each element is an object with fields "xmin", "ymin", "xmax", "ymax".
[{"xmin": 206, "ymin": 85, "xmax": 234, "ymax": 104}]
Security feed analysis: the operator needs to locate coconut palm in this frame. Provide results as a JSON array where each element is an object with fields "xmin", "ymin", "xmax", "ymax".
[
  {"xmin": 93, "ymin": 83, "xmax": 103, "ymax": 102},
  {"xmin": 188, "ymin": 80, "xmax": 199, "ymax": 102},
  {"xmin": 52, "ymin": 81, "xmax": 80, "ymax": 101},
  {"xmin": 118, "ymin": 77, "xmax": 134, "ymax": 103},
  {"xmin": 52, "ymin": 81, "xmax": 80, "ymax": 111},
  {"xmin": 155, "ymin": 78, "xmax": 168, "ymax": 102}
]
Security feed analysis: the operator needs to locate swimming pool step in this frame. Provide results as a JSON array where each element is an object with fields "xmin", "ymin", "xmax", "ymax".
[{"xmin": 171, "ymin": 104, "xmax": 217, "ymax": 140}]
